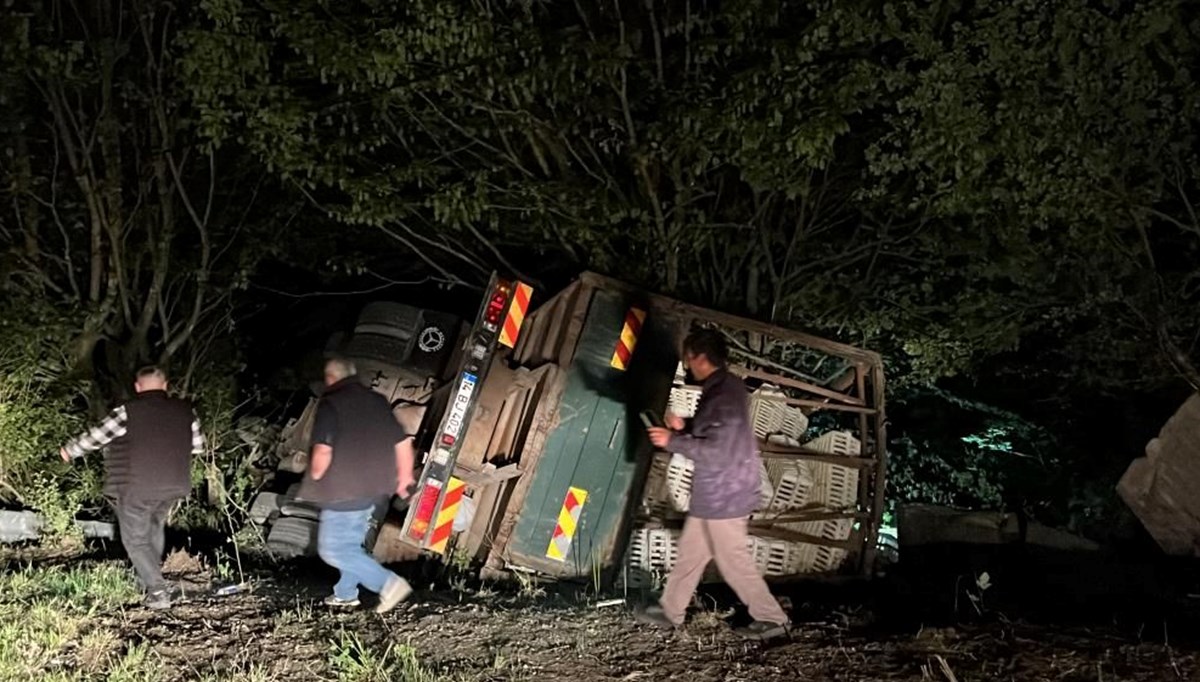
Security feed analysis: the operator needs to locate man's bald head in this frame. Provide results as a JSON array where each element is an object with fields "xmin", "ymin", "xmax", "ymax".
[
  {"xmin": 323, "ymin": 358, "xmax": 357, "ymax": 386},
  {"xmin": 134, "ymin": 366, "xmax": 168, "ymax": 393}
]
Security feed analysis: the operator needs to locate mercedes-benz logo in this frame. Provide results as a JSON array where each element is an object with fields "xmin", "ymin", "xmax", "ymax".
[{"xmin": 418, "ymin": 326, "xmax": 445, "ymax": 353}]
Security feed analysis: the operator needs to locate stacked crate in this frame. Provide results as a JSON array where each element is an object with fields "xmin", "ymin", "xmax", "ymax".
[{"xmin": 757, "ymin": 431, "xmax": 861, "ymax": 573}]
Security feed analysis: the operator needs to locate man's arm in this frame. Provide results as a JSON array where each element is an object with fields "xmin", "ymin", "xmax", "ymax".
[
  {"xmin": 394, "ymin": 437, "xmax": 415, "ymax": 498},
  {"xmin": 664, "ymin": 393, "xmax": 739, "ymax": 465},
  {"xmin": 61, "ymin": 406, "xmax": 128, "ymax": 461},
  {"xmin": 191, "ymin": 413, "xmax": 206, "ymax": 455},
  {"xmin": 310, "ymin": 444, "xmax": 333, "ymax": 480},
  {"xmin": 308, "ymin": 400, "xmax": 337, "ymax": 481}
]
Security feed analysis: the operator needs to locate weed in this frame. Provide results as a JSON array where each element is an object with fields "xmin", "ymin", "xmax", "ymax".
[
  {"xmin": 955, "ymin": 571, "xmax": 993, "ymax": 618},
  {"xmin": 511, "ymin": 570, "xmax": 545, "ymax": 600},
  {"xmin": 329, "ymin": 630, "xmax": 393, "ymax": 682},
  {"xmin": 106, "ymin": 643, "xmax": 163, "ymax": 682},
  {"xmin": 212, "ymin": 548, "xmax": 237, "ymax": 583},
  {"xmin": 448, "ymin": 547, "xmax": 472, "ymax": 575},
  {"xmin": 0, "ymin": 562, "xmax": 143, "ymax": 679},
  {"xmin": 328, "ymin": 630, "xmax": 449, "ymax": 682},
  {"xmin": 590, "ymin": 550, "xmax": 604, "ymax": 598},
  {"xmin": 78, "ymin": 628, "xmax": 120, "ymax": 674},
  {"xmin": 689, "ymin": 595, "xmax": 735, "ymax": 630},
  {"xmin": 194, "ymin": 660, "xmax": 280, "ymax": 682},
  {"xmin": 273, "ymin": 597, "xmax": 315, "ymax": 631}
]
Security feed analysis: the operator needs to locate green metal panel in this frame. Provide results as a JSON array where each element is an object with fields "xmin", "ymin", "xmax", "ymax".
[{"xmin": 507, "ymin": 288, "xmax": 680, "ymax": 577}]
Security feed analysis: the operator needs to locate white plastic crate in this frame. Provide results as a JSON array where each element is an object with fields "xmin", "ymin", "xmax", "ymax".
[
  {"xmin": 750, "ymin": 388, "xmax": 787, "ymax": 438},
  {"xmin": 639, "ymin": 453, "xmax": 671, "ymax": 516},
  {"xmin": 758, "ymin": 463, "xmax": 774, "ymax": 509},
  {"xmin": 779, "ymin": 518, "xmax": 854, "ymax": 573},
  {"xmin": 626, "ymin": 524, "xmax": 788, "ymax": 579},
  {"xmin": 780, "ymin": 407, "xmax": 810, "ymax": 441},
  {"xmin": 641, "ymin": 452, "xmax": 771, "ymax": 515},
  {"xmin": 763, "ymin": 459, "xmax": 814, "ymax": 511},
  {"xmin": 804, "ymin": 431, "xmax": 861, "ymax": 510},
  {"xmin": 626, "ymin": 527, "xmax": 678, "ymax": 574},
  {"xmin": 763, "ymin": 431, "xmax": 862, "ymax": 574},
  {"xmin": 753, "ymin": 537, "xmax": 797, "ymax": 577},
  {"xmin": 805, "ymin": 430, "xmax": 860, "ymax": 457},
  {"xmin": 667, "ymin": 386, "xmax": 702, "ymax": 419},
  {"xmin": 638, "ymin": 452, "xmax": 694, "ymax": 514},
  {"xmin": 748, "ymin": 386, "xmax": 809, "ymax": 441}
]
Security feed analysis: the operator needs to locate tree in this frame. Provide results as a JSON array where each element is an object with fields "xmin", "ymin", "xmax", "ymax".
[
  {"xmin": 868, "ymin": 0, "xmax": 1200, "ymax": 392},
  {"xmin": 1, "ymin": 0, "xmax": 276, "ymax": 401}
]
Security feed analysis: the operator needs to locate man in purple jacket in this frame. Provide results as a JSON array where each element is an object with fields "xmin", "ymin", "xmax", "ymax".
[{"xmin": 639, "ymin": 329, "xmax": 790, "ymax": 640}]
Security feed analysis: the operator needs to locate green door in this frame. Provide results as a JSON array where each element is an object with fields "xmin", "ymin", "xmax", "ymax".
[{"xmin": 507, "ymin": 289, "xmax": 679, "ymax": 577}]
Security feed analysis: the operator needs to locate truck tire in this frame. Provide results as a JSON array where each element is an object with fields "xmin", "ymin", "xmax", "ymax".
[
  {"xmin": 355, "ymin": 302, "xmax": 421, "ymax": 340},
  {"xmin": 279, "ymin": 500, "xmax": 321, "ymax": 522},
  {"xmin": 248, "ymin": 492, "xmax": 283, "ymax": 526},
  {"xmin": 266, "ymin": 516, "xmax": 319, "ymax": 559},
  {"xmin": 345, "ymin": 333, "xmax": 411, "ymax": 366}
]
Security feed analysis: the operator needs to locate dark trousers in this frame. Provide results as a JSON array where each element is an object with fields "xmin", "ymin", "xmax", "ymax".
[{"xmin": 111, "ymin": 497, "xmax": 177, "ymax": 592}]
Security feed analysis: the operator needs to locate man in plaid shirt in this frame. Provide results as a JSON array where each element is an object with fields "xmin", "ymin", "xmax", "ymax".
[{"xmin": 61, "ymin": 366, "xmax": 205, "ymax": 609}]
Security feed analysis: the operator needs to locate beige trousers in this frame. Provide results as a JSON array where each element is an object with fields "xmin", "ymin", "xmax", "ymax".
[{"xmin": 659, "ymin": 515, "xmax": 789, "ymax": 625}]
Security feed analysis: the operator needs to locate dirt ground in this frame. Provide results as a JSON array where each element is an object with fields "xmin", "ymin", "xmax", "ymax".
[{"xmin": 99, "ymin": 553, "xmax": 1198, "ymax": 682}]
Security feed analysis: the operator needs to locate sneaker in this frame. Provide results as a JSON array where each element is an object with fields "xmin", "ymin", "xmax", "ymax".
[
  {"xmin": 375, "ymin": 575, "xmax": 412, "ymax": 614},
  {"xmin": 144, "ymin": 589, "xmax": 172, "ymax": 611},
  {"xmin": 323, "ymin": 594, "xmax": 361, "ymax": 608},
  {"xmin": 734, "ymin": 620, "xmax": 791, "ymax": 641},
  {"xmin": 634, "ymin": 605, "xmax": 682, "ymax": 630}
]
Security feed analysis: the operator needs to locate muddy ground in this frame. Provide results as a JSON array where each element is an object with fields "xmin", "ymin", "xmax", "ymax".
[{"xmin": 87, "ymin": 549, "xmax": 1199, "ymax": 682}]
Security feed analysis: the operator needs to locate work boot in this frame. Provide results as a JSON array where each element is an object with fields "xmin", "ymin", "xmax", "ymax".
[
  {"xmin": 635, "ymin": 604, "xmax": 682, "ymax": 630},
  {"xmin": 734, "ymin": 620, "xmax": 791, "ymax": 641},
  {"xmin": 144, "ymin": 589, "xmax": 172, "ymax": 611},
  {"xmin": 375, "ymin": 575, "xmax": 412, "ymax": 614},
  {"xmin": 323, "ymin": 594, "xmax": 361, "ymax": 608}
]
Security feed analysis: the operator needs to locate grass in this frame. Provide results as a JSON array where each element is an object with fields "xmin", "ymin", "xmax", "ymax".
[
  {"xmin": 511, "ymin": 570, "xmax": 546, "ymax": 600},
  {"xmin": 0, "ymin": 562, "xmax": 145, "ymax": 681},
  {"xmin": 0, "ymin": 560, "xmax": 522, "ymax": 682},
  {"xmin": 328, "ymin": 629, "xmax": 450, "ymax": 682}
]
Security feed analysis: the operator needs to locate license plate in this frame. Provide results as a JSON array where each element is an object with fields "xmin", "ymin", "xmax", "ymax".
[{"xmin": 441, "ymin": 372, "xmax": 477, "ymax": 442}]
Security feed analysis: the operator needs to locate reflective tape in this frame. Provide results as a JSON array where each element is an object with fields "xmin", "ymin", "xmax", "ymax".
[
  {"xmin": 427, "ymin": 477, "xmax": 466, "ymax": 555},
  {"xmin": 546, "ymin": 486, "xmax": 588, "ymax": 561},
  {"xmin": 609, "ymin": 307, "xmax": 646, "ymax": 371},
  {"xmin": 498, "ymin": 282, "xmax": 533, "ymax": 348}
]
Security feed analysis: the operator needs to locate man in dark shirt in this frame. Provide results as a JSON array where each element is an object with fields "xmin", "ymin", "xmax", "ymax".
[
  {"xmin": 640, "ymin": 330, "xmax": 790, "ymax": 640},
  {"xmin": 299, "ymin": 357, "xmax": 416, "ymax": 613},
  {"xmin": 61, "ymin": 366, "xmax": 204, "ymax": 610}
]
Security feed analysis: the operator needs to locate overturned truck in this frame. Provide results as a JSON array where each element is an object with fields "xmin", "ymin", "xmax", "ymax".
[{"xmin": 255, "ymin": 272, "xmax": 888, "ymax": 584}]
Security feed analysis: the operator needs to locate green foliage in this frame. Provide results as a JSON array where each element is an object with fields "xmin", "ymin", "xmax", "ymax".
[
  {"xmin": 0, "ymin": 562, "xmax": 142, "ymax": 680},
  {"xmin": 328, "ymin": 630, "xmax": 447, "ymax": 682},
  {"xmin": 173, "ymin": 366, "xmax": 276, "ymax": 532},
  {"xmin": 180, "ymin": 0, "xmax": 1200, "ymax": 393},
  {"xmin": 886, "ymin": 386, "xmax": 1064, "ymax": 519},
  {"xmin": 0, "ymin": 303, "xmax": 100, "ymax": 536}
]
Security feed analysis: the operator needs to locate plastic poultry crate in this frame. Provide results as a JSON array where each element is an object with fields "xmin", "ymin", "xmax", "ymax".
[{"xmin": 626, "ymin": 524, "xmax": 794, "ymax": 578}]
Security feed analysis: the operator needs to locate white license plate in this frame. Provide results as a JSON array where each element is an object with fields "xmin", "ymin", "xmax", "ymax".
[{"xmin": 442, "ymin": 372, "xmax": 478, "ymax": 441}]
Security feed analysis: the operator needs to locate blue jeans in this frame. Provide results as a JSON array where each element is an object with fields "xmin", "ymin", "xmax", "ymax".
[{"xmin": 317, "ymin": 506, "xmax": 396, "ymax": 600}]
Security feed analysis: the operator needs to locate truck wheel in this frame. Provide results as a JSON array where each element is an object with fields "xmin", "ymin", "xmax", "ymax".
[
  {"xmin": 266, "ymin": 516, "xmax": 319, "ymax": 558},
  {"xmin": 279, "ymin": 500, "xmax": 321, "ymax": 522},
  {"xmin": 355, "ymin": 302, "xmax": 421, "ymax": 339},
  {"xmin": 248, "ymin": 492, "xmax": 283, "ymax": 525}
]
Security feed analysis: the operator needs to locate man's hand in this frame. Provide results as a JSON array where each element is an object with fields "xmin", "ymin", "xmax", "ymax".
[
  {"xmin": 647, "ymin": 426, "xmax": 673, "ymax": 450},
  {"xmin": 394, "ymin": 439, "xmax": 415, "ymax": 499},
  {"xmin": 396, "ymin": 478, "xmax": 416, "ymax": 500},
  {"xmin": 59, "ymin": 447, "xmax": 71, "ymax": 463},
  {"xmin": 664, "ymin": 412, "xmax": 685, "ymax": 431}
]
